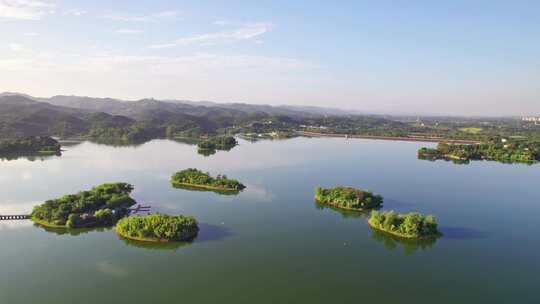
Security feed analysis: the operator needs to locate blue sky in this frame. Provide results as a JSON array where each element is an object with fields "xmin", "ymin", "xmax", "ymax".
[{"xmin": 0, "ymin": 0, "xmax": 539, "ymax": 115}]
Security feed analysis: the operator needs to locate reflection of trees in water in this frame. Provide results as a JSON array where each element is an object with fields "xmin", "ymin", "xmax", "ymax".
[
  {"xmin": 370, "ymin": 228, "xmax": 438, "ymax": 255},
  {"xmin": 0, "ymin": 151, "xmax": 61, "ymax": 162},
  {"xmin": 197, "ymin": 146, "xmax": 235, "ymax": 157},
  {"xmin": 197, "ymin": 148, "xmax": 217, "ymax": 157},
  {"xmin": 35, "ymin": 223, "xmax": 111, "ymax": 236},
  {"xmin": 314, "ymin": 201, "xmax": 373, "ymax": 219},
  {"xmin": 172, "ymin": 183, "xmax": 241, "ymax": 196},
  {"xmin": 36, "ymin": 221, "xmax": 232, "ymax": 251},
  {"xmin": 119, "ymin": 235, "xmax": 194, "ymax": 251},
  {"xmin": 417, "ymin": 155, "xmax": 471, "ymax": 165}
]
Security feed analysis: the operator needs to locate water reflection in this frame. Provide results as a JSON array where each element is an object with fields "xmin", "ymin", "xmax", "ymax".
[
  {"xmin": 0, "ymin": 152, "xmax": 61, "ymax": 162},
  {"xmin": 440, "ymin": 226, "xmax": 489, "ymax": 240},
  {"xmin": 370, "ymin": 228, "xmax": 438, "ymax": 255},
  {"xmin": 198, "ymin": 148, "xmax": 217, "ymax": 157},
  {"xmin": 35, "ymin": 224, "xmax": 112, "ymax": 236},
  {"xmin": 314, "ymin": 202, "xmax": 371, "ymax": 219},
  {"xmin": 119, "ymin": 236, "xmax": 194, "ymax": 251}
]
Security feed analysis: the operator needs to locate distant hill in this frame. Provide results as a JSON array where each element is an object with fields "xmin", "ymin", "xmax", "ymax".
[
  {"xmin": 30, "ymin": 94, "xmax": 355, "ymax": 118},
  {"xmin": 0, "ymin": 92, "xmax": 400, "ymax": 143},
  {"xmin": 0, "ymin": 95, "xmax": 136, "ymax": 138}
]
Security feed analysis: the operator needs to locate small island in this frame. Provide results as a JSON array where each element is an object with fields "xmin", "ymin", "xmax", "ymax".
[
  {"xmin": 314, "ymin": 186, "xmax": 383, "ymax": 211},
  {"xmin": 31, "ymin": 183, "xmax": 136, "ymax": 228},
  {"xmin": 197, "ymin": 136, "xmax": 238, "ymax": 154},
  {"xmin": 171, "ymin": 168, "xmax": 246, "ymax": 192},
  {"xmin": 368, "ymin": 210, "xmax": 441, "ymax": 239},
  {"xmin": 418, "ymin": 139, "xmax": 540, "ymax": 164},
  {"xmin": 0, "ymin": 136, "xmax": 61, "ymax": 156},
  {"xmin": 115, "ymin": 214, "xmax": 199, "ymax": 242}
]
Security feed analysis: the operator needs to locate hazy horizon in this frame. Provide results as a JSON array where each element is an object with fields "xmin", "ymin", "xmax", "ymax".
[{"xmin": 1, "ymin": 1, "xmax": 539, "ymax": 116}]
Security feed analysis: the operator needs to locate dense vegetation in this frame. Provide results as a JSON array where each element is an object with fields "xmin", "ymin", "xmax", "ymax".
[
  {"xmin": 0, "ymin": 136, "xmax": 61, "ymax": 155},
  {"xmin": 3, "ymin": 94, "xmax": 540, "ymax": 147},
  {"xmin": 368, "ymin": 210, "xmax": 440, "ymax": 239},
  {"xmin": 116, "ymin": 214, "xmax": 199, "ymax": 242},
  {"xmin": 315, "ymin": 186, "xmax": 383, "ymax": 210},
  {"xmin": 171, "ymin": 168, "xmax": 246, "ymax": 191},
  {"xmin": 31, "ymin": 183, "xmax": 136, "ymax": 228},
  {"xmin": 419, "ymin": 138, "xmax": 540, "ymax": 164},
  {"xmin": 4, "ymin": 94, "xmax": 540, "ymax": 147}
]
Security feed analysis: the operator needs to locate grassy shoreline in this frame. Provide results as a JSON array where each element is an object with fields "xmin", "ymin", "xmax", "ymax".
[
  {"xmin": 172, "ymin": 182, "xmax": 241, "ymax": 192},
  {"xmin": 315, "ymin": 199, "xmax": 374, "ymax": 212},
  {"xmin": 368, "ymin": 221, "xmax": 442, "ymax": 240},
  {"xmin": 115, "ymin": 230, "xmax": 182, "ymax": 243},
  {"xmin": 31, "ymin": 217, "xmax": 68, "ymax": 229}
]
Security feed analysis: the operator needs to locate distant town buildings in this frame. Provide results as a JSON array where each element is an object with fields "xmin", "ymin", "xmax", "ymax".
[{"xmin": 522, "ymin": 117, "xmax": 540, "ymax": 124}]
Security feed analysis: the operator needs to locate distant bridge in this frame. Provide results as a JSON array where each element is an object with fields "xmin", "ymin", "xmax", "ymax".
[{"xmin": 0, "ymin": 214, "xmax": 30, "ymax": 220}]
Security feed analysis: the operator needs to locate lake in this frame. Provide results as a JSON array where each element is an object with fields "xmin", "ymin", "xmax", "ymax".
[{"xmin": 0, "ymin": 137, "xmax": 538, "ymax": 303}]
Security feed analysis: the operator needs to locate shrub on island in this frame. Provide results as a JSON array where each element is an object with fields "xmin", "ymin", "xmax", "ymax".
[
  {"xmin": 115, "ymin": 214, "xmax": 199, "ymax": 242},
  {"xmin": 368, "ymin": 210, "xmax": 440, "ymax": 239},
  {"xmin": 171, "ymin": 168, "xmax": 246, "ymax": 191},
  {"xmin": 31, "ymin": 183, "xmax": 136, "ymax": 228},
  {"xmin": 314, "ymin": 186, "xmax": 383, "ymax": 210}
]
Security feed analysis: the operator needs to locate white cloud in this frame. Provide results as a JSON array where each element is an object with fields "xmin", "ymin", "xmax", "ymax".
[
  {"xmin": 149, "ymin": 23, "xmax": 272, "ymax": 49},
  {"xmin": 23, "ymin": 31, "xmax": 39, "ymax": 36},
  {"xmin": 0, "ymin": 50, "xmax": 316, "ymax": 104},
  {"xmin": 114, "ymin": 28, "xmax": 143, "ymax": 35},
  {"xmin": 104, "ymin": 10, "xmax": 177, "ymax": 22},
  {"xmin": 63, "ymin": 9, "xmax": 86, "ymax": 16},
  {"xmin": 0, "ymin": 0, "xmax": 55, "ymax": 20},
  {"xmin": 148, "ymin": 43, "xmax": 177, "ymax": 49}
]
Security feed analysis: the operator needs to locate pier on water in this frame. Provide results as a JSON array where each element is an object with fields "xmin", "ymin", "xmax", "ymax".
[{"xmin": 0, "ymin": 214, "xmax": 30, "ymax": 220}]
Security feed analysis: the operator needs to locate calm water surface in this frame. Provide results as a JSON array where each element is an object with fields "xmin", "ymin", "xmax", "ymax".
[{"xmin": 0, "ymin": 138, "xmax": 539, "ymax": 303}]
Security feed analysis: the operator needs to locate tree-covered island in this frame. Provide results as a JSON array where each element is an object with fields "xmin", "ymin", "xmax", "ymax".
[
  {"xmin": 116, "ymin": 214, "xmax": 199, "ymax": 242},
  {"xmin": 31, "ymin": 183, "xmax": 136, "ymax": 228},
  {"xmin": 418, "ymin": 138, "xmax": 540, "ymax": 164},
  {"xmin": 171, "ymin": 168, "xmax": 246, "ymax": 192},
  {"xmin": 0, "ymin": 136, "xmax": 61, "ymax": 156},
  {"xmin": 314, "ymin": 186, "xmax": 383, "ymax": 211},
  {"xmin": 368, "ymin": 210, "xmax": 441, "ymax": 239}
]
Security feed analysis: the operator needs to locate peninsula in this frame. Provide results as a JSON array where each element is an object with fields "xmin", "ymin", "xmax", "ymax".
[
  {"xmin": 31, "ymin": 183, "xmax": 136, "ymax": 228},
  {"xmin": 418, "ymin": 139, "xmax": 540, "ymax": 164}
]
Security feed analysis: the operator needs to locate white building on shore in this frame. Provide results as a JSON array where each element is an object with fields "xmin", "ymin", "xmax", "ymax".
[{"xmin": 522, "ymin": 117, "xmax": 540, "ymax": 124}]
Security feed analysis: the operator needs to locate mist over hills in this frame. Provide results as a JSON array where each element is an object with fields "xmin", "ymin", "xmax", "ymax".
[{"xmin": 0, "ymin": 92, "xmax": 356, "ymax": 118}]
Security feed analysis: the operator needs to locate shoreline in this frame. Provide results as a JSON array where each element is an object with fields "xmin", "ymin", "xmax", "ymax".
[
  {"xmin": 116, "ymin": 229, "xmax": 196, "ymax": 243},
  {"xmin": 315, "ymin": 199, "xmax": 377, "ymax": 212},
  {"xmin": 32, "ymin": 217, "xmax": 68, "ymax": 229},
  {"xmin": 297, "ymin": 131, "xmax": 481, "ymax": 144},
  {"xmin": 172, "ymin": 182, "xmax": 242, "ymax": 192},
  {"xmin": 368, "ymin": 221, "xmax": 441, "ymax": 240}
]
